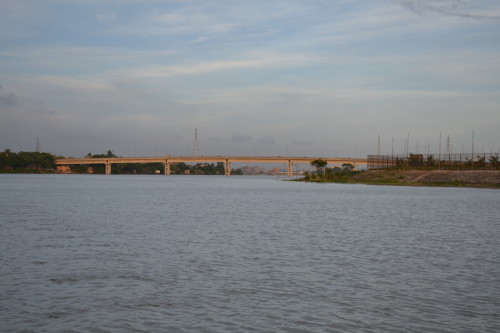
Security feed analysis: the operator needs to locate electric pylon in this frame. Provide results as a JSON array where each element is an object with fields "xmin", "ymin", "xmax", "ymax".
[{"xmin": 193, "ymin": 128, "xmax": 199, "ymax": 156}]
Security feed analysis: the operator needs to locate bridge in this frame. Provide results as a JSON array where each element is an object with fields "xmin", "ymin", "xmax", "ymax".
[{"xmin": 55, "ymin": 156, "xmax": 368, "ymax": 176}]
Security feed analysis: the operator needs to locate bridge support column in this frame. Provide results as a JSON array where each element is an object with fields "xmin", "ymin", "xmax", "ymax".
[
  {"xmin": 225, "ymin": 160, "xmax": 231, "ymax": 176},
  {"xmin": 105, "ymin": 161, "xmax": 111, "ymax": 175},
  {"xmin": 288, "ymin": 161, "xmax": 293, "ymax": 177},
  {"xmin": 164, "ymin": 161, "xmax": 171, "ymax": 175}
]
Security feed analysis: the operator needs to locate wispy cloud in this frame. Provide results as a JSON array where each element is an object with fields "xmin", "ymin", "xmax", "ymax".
[
  {"xmin": 127, "ymin": 53, "xmax": 316, "ymax": 78},
  {"xmin": 0, "ymin": 85, "xmax": 18, "ymax": 108},
  {"xmin": 231, "ymin": 133, "xmax": 253, "ymax": 143},
  {"xmin": 392, "ymin": 0, "xmax": 500, "ymax": 20},
  {"xmin": 31, "ymin": 76, "xmax": 117, "ymax": 93}
]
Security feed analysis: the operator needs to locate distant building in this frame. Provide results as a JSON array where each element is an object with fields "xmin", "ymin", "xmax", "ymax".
[{"xmin": 56, "ymin": 165, "xmax": 71, "ymax": 174}]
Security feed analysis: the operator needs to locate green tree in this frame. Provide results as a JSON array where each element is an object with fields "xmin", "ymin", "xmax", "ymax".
[
  {"xmin": 408, "ymin": 153, "xmax": 423, "ymax": 168},
  {"xmin": 489, "ymin": 155, "xmax": 499, "ymax": 168},
  {"xmin": 1, "ymin": 150, "xmax": 54, "ymax": 172},
  {"xmin": 342, "ymin": 163, "xmax": 354, "ymax": 171},
  {"xmin": 311, "ymin": 159, "xmax": 327, "ymax": 172},
  {"xmin": 476, "ymin": 155, "xmax": 486, "ymax": 168},
  {"xmin": 0, "ymin": 149, "xmax": 18, "ymax": 170},
  {"xmin": 426, "ymin": 155, "xmax": 435, "ymax": 168},
  {"xmin": 89, "ymin": 151, "xmax": 117, "ymax": 158}
]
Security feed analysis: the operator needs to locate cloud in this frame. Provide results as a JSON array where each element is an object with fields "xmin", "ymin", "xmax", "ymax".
[
  {"xmin": 0, "ymin": 85, "xmax": 18, "ymax": 108},
  {"xmin": 32, "ymin": 76, "xmax": 117, "ymax": 92},
  {"xmin": 95, "ymin": 12, "xmax": 118, "ymax": 23},
  {"xmin": 257, "ymin": 136, "xmax": 275, "ymax": 145},
  {"xmin": 392, "ymin": 0, "xmax": 500, "ymax": 20},
  {"xmin": 127, "ymin": 53, "xmax": 314, "ymax": 78},
  {"xmin": 1, "ymin": 0, "xmax": 499, "ymax": 155},
  {"xmin": 231, "ymin": 133, "xmax": 253, "ymax": 143},
  {"xmin": 292, "ymin": 140, "xmax": 312, "ymax": 147},
  {"xmin": 108, "ymin": 5, "xmax": 238, "ymax": 38}
]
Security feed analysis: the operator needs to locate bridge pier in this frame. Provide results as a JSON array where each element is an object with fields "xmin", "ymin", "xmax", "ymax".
[
  {"xmin": 164, "ymin": 161, "xmax": 171, "ymax": 175},
  {"xmin": 225, "ymin": 160, "xmax": 231, "ymax": 176},
  {"xmin": 105, "ymin": 161, "xmax": 111, "ymax": 175},
  {"xmin": 288, "ymin": 160, "xmax": 293, "ymax": 177}
]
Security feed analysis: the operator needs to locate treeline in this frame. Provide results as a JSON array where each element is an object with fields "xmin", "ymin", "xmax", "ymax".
[
  {"xmin": 70, "ymin": 151, "xmax": 231, "ymax": 175},
  {"xmin": 299, "ymin": 159, "xmax": 360, "ymax": 182},
  {"xmin": 0, "ymin": 149, "xmax": 242, "ymax": 175},
  {"xmin": 302, "ymin": 168, "xmax": 361, "ymax": 182},
  {"xmin": 0, "ymin": 149, "xmax": 56, "ymax": 173},
  {"xmin": 71, "ymin": 161, "xmax": 230, "ymax": 175}
]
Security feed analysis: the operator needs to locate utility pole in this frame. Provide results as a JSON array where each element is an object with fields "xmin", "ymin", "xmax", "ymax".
[
  {"xmin": 471, "ymin": 129, "xmax": 475, "ymax": 169},
  {"xmin": 472, "ymin": 130, "xmax": 475, "ymax": 158},
  {"xmin": 377, "ymin": 135, "xmax": 380, "ymax": 156},
  {"xmin": 407, "ymin": 133, "xmax": 410, "ymax": 155},
  {"xmin": 192, "ymin": 128, "xmax": 199, "ymax": 156},
  {"xmin": 438, "ymin": 132, "xmax": 442, "ymax": 169}
]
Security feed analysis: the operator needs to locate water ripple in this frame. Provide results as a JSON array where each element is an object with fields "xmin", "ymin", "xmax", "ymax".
[{"xmin": 1, "ymin": 175, "xmax": 499, "ymax": 332}]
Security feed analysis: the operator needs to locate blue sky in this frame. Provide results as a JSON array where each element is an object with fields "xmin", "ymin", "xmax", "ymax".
[{"xmin": 1, "ymin": 0, "xmax": 499, "ymax": 157}]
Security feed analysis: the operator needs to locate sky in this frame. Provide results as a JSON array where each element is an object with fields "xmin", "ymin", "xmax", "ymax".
[{"xmin": 1, "ymin": 0, "xmax": 499, "ymax": 158}]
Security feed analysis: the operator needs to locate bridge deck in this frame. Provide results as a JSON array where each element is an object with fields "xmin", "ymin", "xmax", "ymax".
[
  {"xmin": 55, "ymin": 156, "xmax": 367, "ymax": 175},
  {"xmin": 55, "ymin": 156, "xmax": 367, "ymax": 165}
]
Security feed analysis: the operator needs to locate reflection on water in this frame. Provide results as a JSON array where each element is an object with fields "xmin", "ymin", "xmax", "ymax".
[{"xmin": 1, "ymin": 174, "xmax": 499, "ymax": 332}]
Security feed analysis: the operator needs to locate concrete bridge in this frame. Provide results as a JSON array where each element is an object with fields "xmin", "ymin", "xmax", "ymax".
[{"xmin": 55, "ymin": 156, "xmax": 368, "ymax": 176}]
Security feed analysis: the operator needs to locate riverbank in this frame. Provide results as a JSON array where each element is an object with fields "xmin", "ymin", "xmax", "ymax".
[{"xmin": 299, "ymin": 170, "xmax": 500, "ymax": 188}]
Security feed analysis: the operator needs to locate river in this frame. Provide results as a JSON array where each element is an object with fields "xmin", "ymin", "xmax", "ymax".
[{"xmin": 1, "ymin": 174, "xmax": 499, "ymax": 332}]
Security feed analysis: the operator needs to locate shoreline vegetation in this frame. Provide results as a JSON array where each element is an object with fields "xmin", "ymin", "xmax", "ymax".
[
  {"xmin": 0, "ymin": 150, "xmax": 236, "ymax": 175},
  {"xmin": 2, "ymin": 150, "xmax": 499, "ymax": 188},
  {"xmin": 296, "ymin": 169, "xmax": 500, "ymax": 189}
]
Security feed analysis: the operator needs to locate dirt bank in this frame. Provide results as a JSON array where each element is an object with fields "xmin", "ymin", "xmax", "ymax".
[{"xmin": 351, "ymin": 170, "xmax": 500, "ymax": 187}]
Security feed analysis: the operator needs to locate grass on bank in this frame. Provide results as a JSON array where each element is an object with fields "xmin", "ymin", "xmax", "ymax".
[
  {"xmin": 295, "ymin": 168, "xmax": 500, "ymax": 188},
  {"xmin": 295, "ymin": 169, "xmax": 362, "ymax": 183}
]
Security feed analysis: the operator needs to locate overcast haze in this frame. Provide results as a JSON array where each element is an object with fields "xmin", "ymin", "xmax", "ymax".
[{"xmin": 1, "ymin": 0, "xmax": 499, "ymax": 157}]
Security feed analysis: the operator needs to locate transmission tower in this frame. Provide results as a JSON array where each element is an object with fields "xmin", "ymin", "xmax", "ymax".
[
  {"xmin": 35, "ymin": 137, "xmax": 40, "ymax": 153},
  {"xmin": 446, "ymin": 135, "xmax": 451, "ymax": 154},
  {"xmin": 192, "ymin": 128, "xmax": 199, "ymax": 156}
]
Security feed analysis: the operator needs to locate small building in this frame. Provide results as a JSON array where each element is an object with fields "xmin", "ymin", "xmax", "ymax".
[{"xmin": 56, "ymin": 165, "xmax": 71, "ymax": 174}]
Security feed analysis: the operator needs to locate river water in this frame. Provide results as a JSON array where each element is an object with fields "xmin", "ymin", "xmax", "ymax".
[{"xmin": 1, "ymin": 174, "xmax": 499, "ymax": 332}]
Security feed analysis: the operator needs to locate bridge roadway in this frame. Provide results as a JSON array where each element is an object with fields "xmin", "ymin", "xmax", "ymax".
[{"xmin": 55, "ymin": 156, "xmax": 368, "ymax": 176}]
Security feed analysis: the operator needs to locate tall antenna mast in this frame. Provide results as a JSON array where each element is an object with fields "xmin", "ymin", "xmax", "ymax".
[
  {"xmin": 193, "ymin": 128, "xmax": 199, "ymax": 156},
  {"xmin": 472, "ymin": 129, "xmax": 475, "ymax": 157},
  {"xmin": 35, "ymin": 137, "xmax": 40, "ymax": 153},
  {"xmin": 377, "ymin": 134, "xmax": 380, "ymax": 156}
]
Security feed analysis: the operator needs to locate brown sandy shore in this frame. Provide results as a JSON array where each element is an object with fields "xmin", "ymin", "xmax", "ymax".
[{"xmin": 349, "ymin": 170, "xmax": 500, "ymax": 188}]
